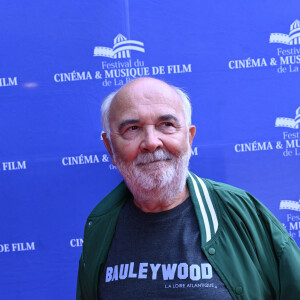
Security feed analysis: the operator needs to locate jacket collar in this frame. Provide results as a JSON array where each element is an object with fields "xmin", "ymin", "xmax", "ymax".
[
  {"xmin": 89, "ymin": 171, "xmax": 220, "ymax": 245},
  {"xmin": 187, "ymin": 172, "xmax": 219, "ymax": 245}
]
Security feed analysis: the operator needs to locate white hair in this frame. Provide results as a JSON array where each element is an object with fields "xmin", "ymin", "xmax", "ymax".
[
  {"xmin": 101, "ymin": 91, "xmax": 117, "ymax": 140},
  {"xmin": 101, "ymin": 83, "xmax": 192, "ymax": 140}
]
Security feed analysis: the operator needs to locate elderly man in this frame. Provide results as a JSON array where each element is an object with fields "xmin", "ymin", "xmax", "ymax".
[{"xmin": 77, "ymin": 77, "xmax": 300, "ymax": 300}]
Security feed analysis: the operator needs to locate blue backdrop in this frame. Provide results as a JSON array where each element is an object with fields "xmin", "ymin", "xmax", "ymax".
[{"xmin": 1, "ymin": 1, "xmax": 299, "ymax": 299}]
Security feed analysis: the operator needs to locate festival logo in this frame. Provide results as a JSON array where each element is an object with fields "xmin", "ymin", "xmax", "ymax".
[
  {"xmin": 280, "ymin": 198, "xmax": 300, "ymax": 212},
  {"xmin": 94, "ymin": 34, "xmax": 145, "ymax": 59},
  {"xmin": 269, "ymin": 20, "xmax": 300, "ymax": 45},
  {"xmin": 280, "ymin": 197, "xmax": 300, "ymax": 240},
  {"xmin": 53, "ymin": 32, "xmax": 192, "ymax": 87},
  {"xmin": 228, "ymin": 19, "xmax": 300, "ymax": 74},
  {"xmin": 275, "ymin": 107, "xmax": 300, "ymax": 129},
  {"xmin": 234, "ymin": 106, "xmax": 300, "ymax": 157}
]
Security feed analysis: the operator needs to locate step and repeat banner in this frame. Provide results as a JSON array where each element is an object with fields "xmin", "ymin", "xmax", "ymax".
[{"xmin": 1, "ymin": 1, "xmax": 299, "ymax": 299}]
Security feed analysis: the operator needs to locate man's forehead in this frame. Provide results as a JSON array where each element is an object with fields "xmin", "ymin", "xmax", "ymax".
[
  {"xmin": 115, "ymin": 104, "xmax": 181, "ymax": 123},
  {"xmin": 112, "ymin": 80, "xmax": 181, "ymax": 109},
  {"xmin": 107, "ymin": 78, "xmax": 186, "ymax": 130}
]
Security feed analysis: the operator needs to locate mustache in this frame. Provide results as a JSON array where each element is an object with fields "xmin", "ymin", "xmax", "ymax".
[{"xmin": 134, "ymin": 149, "xmax": 173, "ymax": 165}]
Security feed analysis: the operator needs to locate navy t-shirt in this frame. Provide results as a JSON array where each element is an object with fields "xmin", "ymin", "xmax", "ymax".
[{"xmin": 99, "ymin": 197, "xmax": 232, "ymax": 299}]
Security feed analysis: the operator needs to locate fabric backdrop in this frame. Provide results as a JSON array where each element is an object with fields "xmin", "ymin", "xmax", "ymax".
[{"xmin": 1, "ymin": 1, "xmax": 299, "ymax": 299}]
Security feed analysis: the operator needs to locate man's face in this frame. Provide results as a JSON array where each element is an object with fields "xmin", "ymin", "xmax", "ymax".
[{"xmin": 103, "ymin": 78, "xmax": 196, "ymax": 197}]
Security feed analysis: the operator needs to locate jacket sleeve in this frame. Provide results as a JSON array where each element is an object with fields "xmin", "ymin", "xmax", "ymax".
[
  {"xmin": 279, "ymin": 237, "xmax": 300, "ymax": 299},
  {"xmin": 253, "ymin": 196, "xmax": 300, "ymax": 299}
]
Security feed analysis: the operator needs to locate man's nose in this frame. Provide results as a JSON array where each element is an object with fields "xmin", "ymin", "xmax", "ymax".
[{"xmin": 140, "ymin": 126, "xmax": 163, "ymax": 153}]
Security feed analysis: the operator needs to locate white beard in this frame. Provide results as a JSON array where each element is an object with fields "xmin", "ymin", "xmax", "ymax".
[{"xmin": 113, "ymin": 147, "xmax": 191, "ymax": 207}]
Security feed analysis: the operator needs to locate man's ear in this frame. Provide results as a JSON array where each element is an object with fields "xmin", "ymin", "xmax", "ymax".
[
  {"xmin": 188, "ymin": 125, "xmax": 196, "ymax": 147},
  {"xmin": 102, "ymin": 133, "xmax": 116, "ymax": 165}
]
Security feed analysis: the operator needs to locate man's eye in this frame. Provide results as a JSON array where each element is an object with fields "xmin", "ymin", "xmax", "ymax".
[
  {"xmin": 129, "ymin": 126, "xmax": 139, "ymax": 130},
  {"xmin": 158, "ymin": 122, "xmax": 176, "ymax": 133}
]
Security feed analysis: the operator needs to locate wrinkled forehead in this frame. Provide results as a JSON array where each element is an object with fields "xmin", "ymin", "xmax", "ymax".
[{"xmin": 110, "ymin": 80, "xmax": 183, "ymax": 115}]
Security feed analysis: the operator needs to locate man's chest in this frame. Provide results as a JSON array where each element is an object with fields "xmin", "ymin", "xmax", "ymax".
[{"xmin": 99, "ymin": 198, "xmax": 232, "ymax": 299}]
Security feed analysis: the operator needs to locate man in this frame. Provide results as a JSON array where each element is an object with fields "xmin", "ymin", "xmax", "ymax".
[{"xmin": 77, "ymin": 77, "xmax": 300, "ymax": 299}]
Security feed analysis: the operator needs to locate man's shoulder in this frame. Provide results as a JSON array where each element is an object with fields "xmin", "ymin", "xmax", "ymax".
[
  {"xmin": 199, "ymin": 176, "xmax": 273, "ymax": 220},
  {"xmin": 189, "ymin": 173, "xmax": 258, "ymax": 211},
  {"xmin": 88, "ymin": 180, "xmax": 131, "ymax": 218},
  {"xmin": 204, "ymin": 177, "xmax": 249, "ymax": 198},
  {"xmin": 189, "ymin": 172, "xmax": 250, "ymax": 199}
]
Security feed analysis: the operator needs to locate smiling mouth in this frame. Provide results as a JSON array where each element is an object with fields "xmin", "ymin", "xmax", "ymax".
[{"xmin": 137, "ymin": 159, "xmax": 171, "ymax": 166}]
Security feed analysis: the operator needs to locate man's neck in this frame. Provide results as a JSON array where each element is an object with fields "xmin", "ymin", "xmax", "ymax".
[{"xmin": 132, "ymin": 184, "xmax": 190, "ymax": 213}]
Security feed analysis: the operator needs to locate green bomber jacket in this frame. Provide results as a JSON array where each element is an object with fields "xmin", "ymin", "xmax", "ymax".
[{"xmin": 77, "ymin": 172, "xmax": 300, "ymax": 299}]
